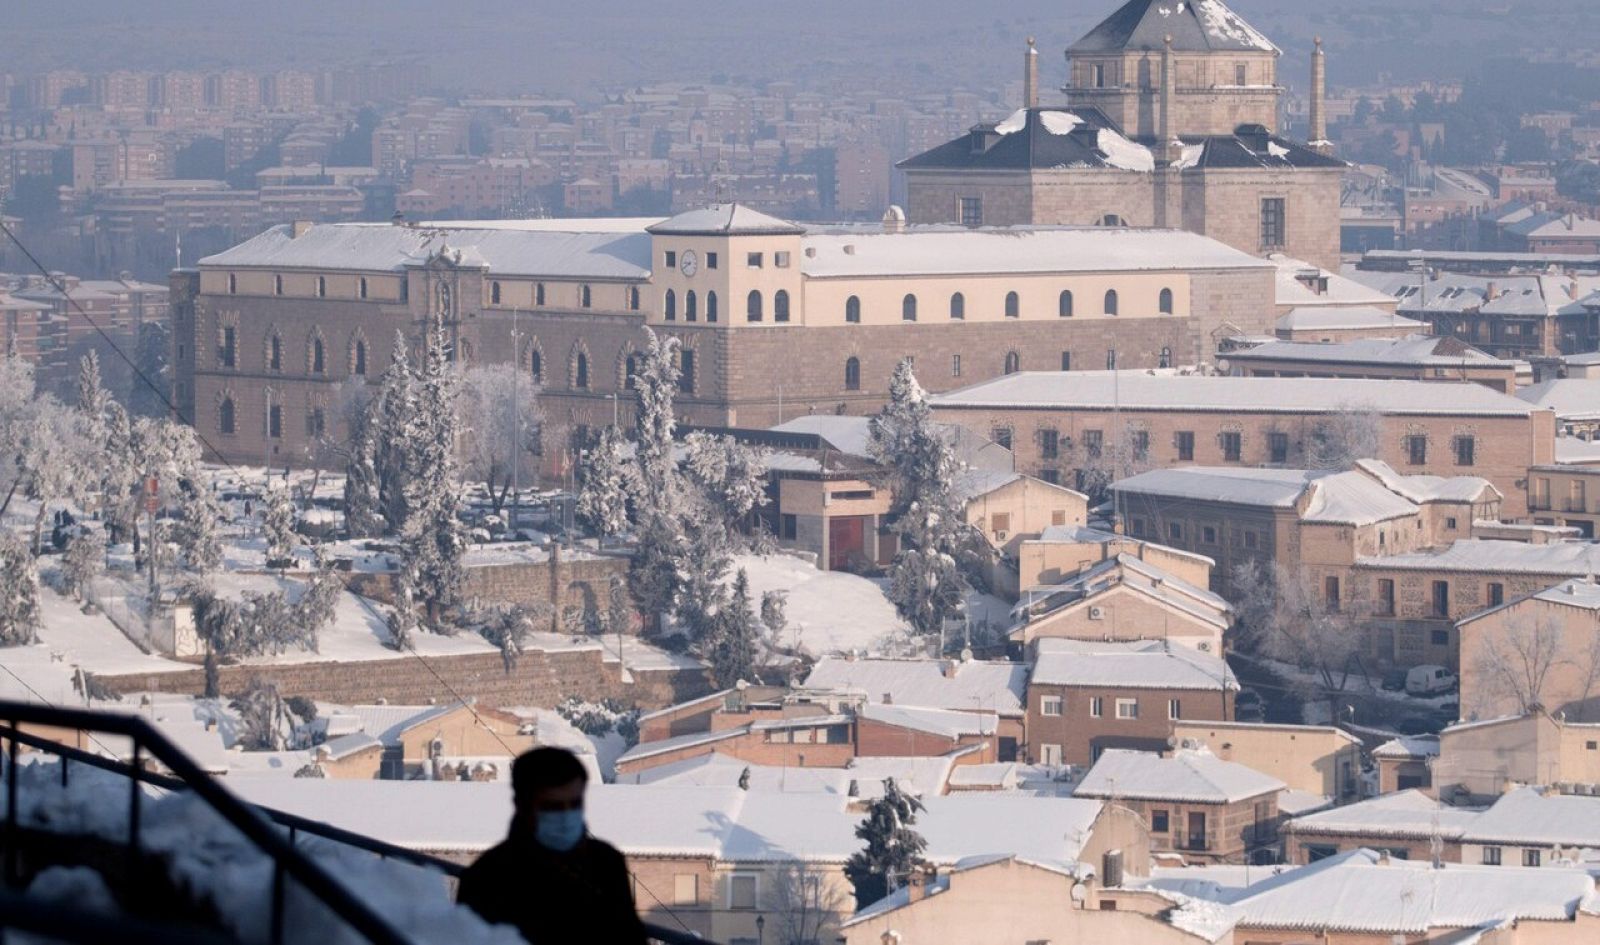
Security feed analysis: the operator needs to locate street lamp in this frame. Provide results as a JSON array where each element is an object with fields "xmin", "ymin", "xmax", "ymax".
[{"xmin": 756, "ymin": 914, "xmax": 765, "ymax": 944}]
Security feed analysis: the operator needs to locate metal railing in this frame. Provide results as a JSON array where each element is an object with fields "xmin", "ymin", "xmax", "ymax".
[{"xmin": 0, "ymin": 699, "xmax": 710, "ymax": 945}]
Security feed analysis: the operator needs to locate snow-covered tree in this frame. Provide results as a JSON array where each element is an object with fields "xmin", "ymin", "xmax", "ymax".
[
  {"xmin": 61, "ymin": 532, "xmax": 102, "ymax": 601},
  {"xmin": 457, "ymin": 363, "xmax": 542, "ymax": 514},
  {"xmin": 627, "ymin": 330, "xmax": 689, "ymax": 630},
  {"xmin": 473, "ymin": 602, "xmax": 540, "ymax": 671},
  {"xmin": 683, "ymin": 430, "xmax": 771, "ymax": 551},
  {"xmin": 398, "ymin": 322, "xmax": 466, "ymax": 626},
  {"xmin": 177, "ymin": 481, "xmax": 224, "ymax": 574},
  {"xmin": 127, "ymin": 320, "xmax": 172, "ymax": 419},
  {"xmin": 844, "ymin": 777, "xmax": 928, "ymax": 909},
  {"xmin": 230, "ymin": 678, "xmax": 295, "ymax": 751},
  {"xmin": 1303, "ymin": 404, "xmax": 1381, "ymax": 469},
  {"xmin": 335, "ymin": 381, "xmax": 384, "ymax": 538},
  {"xmin": 291, "ymin": 564, "xmax": 343, "ymax": 651},
  {"xmin": 760, "ymin": 588, "xmax": 788, "ymax": 640},
  {"xmin": 0, "ymin": 532, "xmax": 41, "ymax": 645},
  {"xmin": 261, "ymin": 479, "xmax": 298, "ymax": 570},
  {"xmin": 373, "ymin": 333, "xmax": 418, "ymax": 533},
  {"xmin": 705, "ymin": 568, "xmax": 760, "ymax": 688},
  {"xmin": 99, "ymin": 403, "xmax": 140, "ymax": 550},
  {"xmin": 576, "ymin": 424, "xmax": 631, "ymax": 543},
  {"xmin": 19, "ymin": 399, "xmax": 91, "ymax": 553},
  {"xmin": 76, "ymin": 351, "xmax": 111, "ymax": 443},
  {"xmin": 869, "ymin": 359, "xmax": 972, "ymax": 645},
  {"xmin": 765, "ymin": 862, "xmax": 849, "ymax": 945},
  {"xmin": 1231, "ymin": 560, "xmax": 1366, "ymax": 691}
]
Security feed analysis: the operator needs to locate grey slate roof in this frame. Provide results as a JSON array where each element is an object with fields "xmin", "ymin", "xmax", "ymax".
[{"xmin": 1067, "ymin": 0, "xmax": 1279, "ymax": 53}]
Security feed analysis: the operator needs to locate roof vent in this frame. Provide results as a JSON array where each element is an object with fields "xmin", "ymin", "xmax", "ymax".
[
  {"xmin": 843, "ymin": 244, "xmax": 856, "ymax": 255},
  {"xmin": 290, "ymin": 220, "xmax": 313, "ymax": 239},
  {"xmin": 882, "ymin": 205, "xmax": 907, "ymax": 234},
  {"xmin": 1234, "ymin": 123, "xmax": 1271, "ymax": 153},
  {"xmin": 805, "ymin": 246, "xmax": 817, "ymax": 258}
]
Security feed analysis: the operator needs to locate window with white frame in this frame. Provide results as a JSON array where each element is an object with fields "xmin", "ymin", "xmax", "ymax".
[
  {"xmin": 1116, "ymin": 698, "xmax": 1139, "ymax": 720},
  {"xmin": 1040, "ymin": 695, "xmax": 1063, "ymax": 717},
  {"xmin": 1039, "ymin": 744, "xmax": 1063, "ymax": 765},
  {"xmin": 1089, "ymin": 697, "xmax": 1103, "ymax": 718},
  {"xmin": 1168, "ymin": 699, "xmax": 1182, "ymax": 720}
]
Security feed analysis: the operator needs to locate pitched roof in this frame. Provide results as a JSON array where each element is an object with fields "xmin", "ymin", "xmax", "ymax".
[
  {"xmin": 1285, "ymin": 789, "xmax": 1476, "ymax": 839},
  {"xmin": 803, "ymin": 657, "xmax": 1028, "ymax": 715},
  {"xmin": 1517, "ymin": 378, "xmax": 1600, "ymax": 420},
  {"xmin": 645, "ymin": 202, "xmax": 804, "ymax": 236},
  {"xmin": 1068, "ymin": 0, "xmax": 1279, "ymax": 53},
  {"xmin": 1273, "ymin": 306, "xmax": 1422, "ymax": 331},
  {"xmin": 1464, "ymin": 786, "xmax": 1600, "ymax": 847},
  {"xmin": 858, "ymin": 702, "xmax": 998, "ymax": 738},
  {"xmin": 1226, "ymin": 335, "xmax": 1501, "ymax": 368},
  {"xmin": 1073, "ymin": 748, "xmax": 1284, "ymax": 803},
  {"xmin": 1030, "ymin": 638, "xmax": 1238, "ymax": 691},
  {"xmin": 1361, "ymin": 540, "xmax": 1600, "ymax": 578}
]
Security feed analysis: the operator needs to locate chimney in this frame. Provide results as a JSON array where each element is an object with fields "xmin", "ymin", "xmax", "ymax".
[
  {"xmin": 1024, "ymin": 37, "xmax": 1039, "ymax": 109},
  {"xmin": 1158, "ymin": 35, "xmax": 1179, "ymax": 164},
  {"xmin": 1309, "ymin": 38, "xmax": 1331, "ymax": 155},
  {"xmin": 882, "ymin": 205, "xmax": 907, "ymax": 234},
  {"xmin": 1487, "ymin": 280, "xmax": 1498, "ymax": 300},
  {"xmin": 906, "ymin": 866, "xmax": 935, "ymax": 902},
  {"xmin": 290, "ymin": 220, "xmax": 313, "ymax": 238},
  {"xmin": 943, "ymin": 659, "xmax": 959, "ymax": 679}
]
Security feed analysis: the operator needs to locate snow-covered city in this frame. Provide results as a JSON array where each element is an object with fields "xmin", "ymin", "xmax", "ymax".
[{"xmin": 7, "ymin": 0, "xmax": 1600, "ymax": 942}]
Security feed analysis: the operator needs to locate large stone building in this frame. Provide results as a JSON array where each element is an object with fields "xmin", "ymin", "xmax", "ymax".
[
  {"xmin": 899, "ymin": 0, "xmax": 1344, "ymax": 270},
  {"xmin": 173, "ymin": 208, "xmax": 1278, "ymax": 467}
]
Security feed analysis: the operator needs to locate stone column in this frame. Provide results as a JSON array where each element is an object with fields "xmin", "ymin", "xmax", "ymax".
[
  {"xmin": 1159, "ymin": 35, "xmax": 1180, "ymax": 164},
  {"xmin": 1310, "ymin": 38, "xmax": 1331, "ymax": 155},
  {"xmin": 1024, "ymin": 37, "xmax": 1039, "ymax": 109}
]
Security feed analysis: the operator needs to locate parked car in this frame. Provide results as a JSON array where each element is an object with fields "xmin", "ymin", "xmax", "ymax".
[
  {"xmin": 1234, "ymin": 689, "xmax": 1265, "ymax": 721},
  {"xmin": 1381, "ymin": 669, "xmax": 1408, "ymax": 692},
  {"xmin": 1405, "ymin": 664, "xmax": 1458, "ymax": 696}
]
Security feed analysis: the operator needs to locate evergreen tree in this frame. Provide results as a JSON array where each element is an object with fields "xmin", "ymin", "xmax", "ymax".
[
  {"xmin": 177, "ymin": 480, "xmax": 224, "ymax": 573},
  {"xmin": 261, "ymin": 479, "xmax": 297, "ymax": 570},
  {"xmin": 760, "ymin": 589, "xmax": 788, "ymax": 640},
  {"xmin": 398, "ymin": 322, "xmax": 466, "ymax": 626},
  {"xmin": 844, "ymin": 777, "xmax": 928, "ymax": 909},
  {"xmin": 76, "ymin": 351, "xmax": 110, "ymax": 442},
  {"xmin": 62, "ymin": 532, "xmax": 103, "ymax": 601},
  {"xmin": 230, "ymin": 678, "xmax": 294, "ymax": 751},
  {"xmin": 627, "ymin": 330, "xmax": 689, "ymax": 630},
  {"xmin": 374, "ymin": 333, "xmax": 417, "ymax": 534},
  {"xmin": 100, "ymin": 403, "xmax": 140, "ymax": 549},
  {"xmin": 706, "ymin": 568, "xmax": 759, "ymax": 688},
  {"xmin": 869, "ymin": 359, "xmax": 971, "ymax": 646},
  {"xmin": 576, "ymin": 423, "xmax": 631, "ymax": 543},
  {"xmin": 127, "ymin": 321, "xmax": 172, "ymax": 419},
  {"xmin": 340, "ymin": 384, "xmax": 384, "ymax": 538},
  {"xmin": 0, "ymin": 532, "xmax": 41, "ymax": 646}
]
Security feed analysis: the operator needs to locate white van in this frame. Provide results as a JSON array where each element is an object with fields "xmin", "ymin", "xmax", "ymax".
[{"xmin": 1406, "ymin": 664, "xmax": 1457, "ymax": 696}]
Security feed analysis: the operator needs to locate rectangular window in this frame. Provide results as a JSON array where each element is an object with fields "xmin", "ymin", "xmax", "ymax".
[
  {"xmin": 1378, "ymin": 578, "xmax": 1395, "ymax": 616},
  {"xmin": 1040, "ymin": 695, "xmax": 1062, "ymax": 717},
  {"xmin": 1221, "ymin": 432, "xmax": 1242, "ymax": 462},
  {"xmin": 706, "ymin": 252, "xmax": 718, "ymax": 270},
  {"xmin": 1168, "ymin": 521, "xmax": 1183, "ymax": 542},
  {"xmin": 1176, "ymin": 431, "xmax": 1195, "ymax": 461},
  {"xmin": 1132, "ymin": 430, "xmax": 1150, "ymax": 462},
  {"xmin": 1061, "ymin": 351, "xmax": 1072, "ymax": 371},
  {"xmin": 1454, "ymin": 435, "xmax": 1476, "ymax": 467},
  {"xmin": 1432, "ymin": 580, "xmax": 1450, "ymax": 618},
  {"xmin": 959, "ymin": 197, "xmax": 983, "ymax": 227},
  {"xmin": 1091, "ymin": 63, "xmax": 1106, "ymax": 88},
  {"xmin": 952, "ymin": 354, "xmax": 962, "ymax": 377},
  {"xmin": 1488, "ymin": 582, "xmax": 1504, "ymax": 606},
  {"xmin": 1244, "ymin": 530, "xmax": 1258, "ymax": 549},
  {"xmin": 1431, "ymin": 629, "xmax": 1450, "ymax": 646},
  {"xmin": 1151, "ymin": 810, "xmax": 1170, "ymax": 833},
  {"xmin": 267, "ymin": 404, "xmax": 282, "ymax": 439},
  {"xmin": 780, "ymin": 514, "xmax": 797, "ymax": 540},
  {"xmin": 1085, "ymin": 429, "xmax": 1104, "ymax": 459},
  {"xmin": 774, "ymin": 251, "xmax": 791, "ymax": 268},
  {"xmin": 1325, "ymin": 576, "xmax": 1341, "ymax": 612},
  {"xmin": 1090, "ymin": 697, "xmax": 1103, "ymax": 718},
  {"xmin": 730, "ymin": 874, "xmax": 758, "ymax": 910},
  {"xmin": 1168, "ymin": 698, "xmax": 1182, "ymax": 720},
  {"xmin": 1234, "ymin": 63, "xmax": 1247, "ymax": 85},
  {"xmin": 992, "ymin": 512, "xmax": 1011, "ymax": 535},
  {"xmin": 1260, "ymin": 197, "xmax": 1286, "ymax": 250},
  {"xmin": 1052, "ymin": 509, "xmax": 1068, "ymax": 526},
  {"xmin": 1202, "ymin": 525, "xmax": 1217, "ymax": 543},
  {"xmin": 1483, "ymin": 846, "xmax": 1502, "ymax": 866},
  {"xmin": 306, "ymin": 408, "xmax": 325, "ymax": 438},
  {"xmin": 1523, "ymin": 849, "xmax": 1541, "ymax": 868},
  {"xmin": 1446, "ymin": 516, "xmax": 1458, "ymax": 530},
  {"xmin": 664, "ymin": 250, "xmax": 677, "ymax": 269},
  {"xmin": 1115, "ymin": 698, "xmax": 1139, "ymax": 720},
  {"xmin": 1268, "ymin": 432, "xmax": 1289, "ymax": 465},
  {"xmin": 1040, "ymin": 429, "xmax": 1059, "ymax": 460},
  {"xmin": 673, "ymin": 874, "xmax": 698, "ymax": 905},
  {"xmin": 746, "ymin": 252, "xmax": 763, "ymax": 269},
  {"xmin": 1042, "ymin": 469, "xmax": 1061, "ymax": 485},
  {"xmin": 1039, "ymin": 744, "xmax": 1063, "ymax": 765},
  {"xmin": 220, "ymin": 326, "xmax": 236, "ymax": 368},
  {"xmin": 992, "ymin": 426, "xmax": 1013, "ymax": 450},
  {"xmin": 1407, "ymin": 435, "xmax": 1427, "ymax": 466}
]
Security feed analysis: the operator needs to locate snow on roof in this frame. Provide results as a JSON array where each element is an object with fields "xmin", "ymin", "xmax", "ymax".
[
  {"xmin": 1015, "ymin": 554, "xmax": 1233, "ymax": 635},
  {"xmin": 1531, "ymin": 578, "xmax": 1600, "ymax": 610},
  {"xmin": 931, "ymin": 371, "xmax": 1539, "ymax": 416},
  {"xmin": 1301, "ymin": 472, "xmax": 1422, "ymax": 525},
  {"xmin": 1069, "ymin": 0, "xmax": 1278, "ymax": 53},
  {"xmin": 1372, "ymin": 734, "xmax": 1441, "ymax": 759},
  {"xmin": 1074, "ymin": 749, "xmax": 1284, "ymax": 803},
  {"xmin": 1285, "ymin": 789, "xmax": 1477, "ymax": 839},
  {"xmin": 1030, "ymin": 639, "xmax": 1237, "ymax": 692},
  {"xmin": 844, "ymin": 755, "xmax": 959, "ymax": 799},
  {"xmin": 1227, "ymin": 336, "xmax": 1501, "ymax": 367},
  {"xmin": 1113, "ymin": 461, "xmax": 1432, "ymax": 527},
  {"xmin": 799, "ymin": 226, "xmax": 1270, "ymax": 279},
  {"xmin": 802, "ymin": 657, "xmax": 1027, "ymax": 715},
  {"xmin": 1276, "ymin": 789, "xmax": 1334, "ymax": 818},
  {"xmin": 614, "ymin": 752, "xmax": 852, "ymax": 793},
  {"xmin": 1465, "ymin": 786, "xmax": 1600, "ymax": 848},
  {"xmin": 645, "ymin": 203, "xmax": 805, "ymax": 236},
  {"xmin": 946, "ymin": 762, "xmax": 1020, "ymax": 790},
  {"xmin": 1271, "ymin": 257, "xmax": 1397, "ymax": 308},
  {"xmin": 316, "ymin": 731, "xmax": 382, "ymax": 761},
  {"xmin": 1224, "ymin": 849, "xmax": 1595, "ymax": 933},
  {"xmin": 1517, "ymin": 378, "xmax": 1600, "ymax": 420},
  {"xmin": 1553, "ymin": 436, "xmax": 1600, "ymax": 465},
  {"xmin": 918, "ymin": 794, "xmax": 1106, "ymax": 868},
  {"xmin": 1362, "ymin": 540, "xmax": 1600, "ymax": 577},
  {"xmin": 337, "ymin": 703, "xmax": 465, "ymax": 747},
  {"xmin": 199, "ymin": 223, "xmax": 652, "ymax": 280},
  {"xmin": 6, "ymin": 585, "xmax": 189, "ymax": 706},
  {"xmin": 1353, "ymin": 459, "xmax": 1500, "ymax": 504},
  {"xmin": 613, "ymin": 726, "xmax": 748, "ymax": 765},
  {"xmin": 858, "ymin": 702, "xmax": 997, "ymax": 738},
  {"xmin": 1274, "ymin": 306, "xmax": 1421, "ymax": 331},
  {"xmin": 769, "ymin": 415, "xmax": 873, "ymax": 457}
]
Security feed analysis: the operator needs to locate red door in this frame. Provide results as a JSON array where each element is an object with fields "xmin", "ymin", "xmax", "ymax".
[{"xmin": 829, "ymin": 516, "xmax": 865, "ymax": 570}]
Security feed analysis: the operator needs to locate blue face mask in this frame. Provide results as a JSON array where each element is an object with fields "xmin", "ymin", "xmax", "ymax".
[{"xmin": 535, "ymin": 809, "xmax": 586, "ymax": 852}]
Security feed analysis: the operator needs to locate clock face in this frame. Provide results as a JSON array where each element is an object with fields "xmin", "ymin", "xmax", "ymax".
[{"xmin": 679, "ymin": 250, "xmax": 698, "ymax": 277}]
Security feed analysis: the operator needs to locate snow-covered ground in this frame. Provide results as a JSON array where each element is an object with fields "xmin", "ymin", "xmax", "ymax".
[
  {"xmin": 731, "ymin": 552, "xmax": 907, "ymax": 656},
  {"xmin": 1, "ymin": 583, "xmax": 188, "ymax": 705}
]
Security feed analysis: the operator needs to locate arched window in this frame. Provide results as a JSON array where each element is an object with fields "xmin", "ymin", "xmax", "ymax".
[
  {"xmin": 629, "ymin": 287, "xmax": 640, "ymax": 311},
  {"xmin": 530, "ymin": 349, "xmax": 542, "ymax": 383},
  {"xmin": 774, "ymin": 290, "xmax": 790, "ymax": 323},
  {"xmin": 846, "ymin": 296, "xmax": 861, "ymax": 323},
  {"xmin": 679, "ymin": 349, "xmax": 696, "ymax": 394},
  {"xmin": 686, "ymin": 290, "xmax": 698, "ymax": 322},
  {"xmin": 706, "ymin": 291, "xmax": 718, "ymax": 322},
  {"xmin": 575, "ymin": 352, "xmax": 589, "ymax": 389},
  {"xmin": 535, "ymin": 283, "xmax": 546, "ymax": 306},
  {"xmin": 1159, "ymin": 287, "xmax": 1174, "ymax": 314},
  {"xmin": 1159, "ymin": 346, "xmax": 1172, "ymax": 368},
  {"xmin": 747, "ymin": 290, "xmax": 764, "ymax": 322},
  {"xmin": 491, "ymin": 281, "xmax": 501, "ymax": 304},
  {"xmin": 1004, "ymin": 351, "xmax": 1021, "ymax": 374},
  {"xmin": 664, "ymin": 289, "xmax": 677, "ymax": 321},
  {"xmin": 358, "ymin": 277, "xmax": 368, "ymax": 300},
  {"xmin": 625, "ymin": 352, "xmax": 645, "ymax": 390},
  {"xmin": 353, "ymin": 340, "xmax": 367, "ymax": 376},
  {"xmin": 269, "ymin": 334, "xmax": 282, "ymax": 372},
  {"xmin": 950, "ymin": 293, "xmax": 965, "ymax": 320},
  {"xmin": 1099, "ymin": 214, "xmax": 1126, "ymax": 227},
  {"xmin": 1005, "ymin": 291, "xmax": 1020, "ymax": 318},
  {"xmin": 845, "ymin": 357, "xmax": 861, "ymax": 391},
  {"xmin": 1104, "ymin": 290, "xmax": 1118, "ymax": 316},
  {"xmin": 219, "ymin": 397, "xmax": 236, "ymax": 435},
  {"xmin": 580, "ymin": 285, "xmax": 592, "ymax": 308},
  {"xmin": 274, "ymin": 274, "xmax": 283, "ymax": 296},
  {"xmin": 399, "ymin": 278, "xmax": 408, "ymax": 303},
  {"xmin": 902, "ymin": 294, "xmax": 917, "ymax": 321},
  {"xmin": 227, "ymin": 273, "xmax": 237, "ymax": 295},
  {"xmin": 312, "ymin": 338, "xmax": 325, "ymax": 374},
  {"xmin": 1059, "ymin": 290, "xmax": 1074, "ymax": 318},
  {"xmin": 316, "ymin": 276, "xmax": 326, "ymax": 298}
]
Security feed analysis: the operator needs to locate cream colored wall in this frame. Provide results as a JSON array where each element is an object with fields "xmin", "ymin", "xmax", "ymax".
[
  {"xmin": 647, "ymin": 232, "xmax": 806, "ymax": 330},
  {"xmin": 1018, "ymin": 583, "xmax": 1224, "ymax": 653},
  {"xmin": 801, "ymin": 270, "xmax": 1191, "ymax": 329},
  {"xmin": 322, "ymin": 746, "xmax": 384, "ymax": 780},
  {"xmin": 777, "ymin": 477, "xmax": 889, "ymax": 518},
  {"xmin": 1458, "ymin": 597, "xmax": 1600, "ymax": 724},
  {"xmin": 1017, "ymin": 536, "xmax": 1213, "ymax": 592},
  {"xmin": 202, "ymin": 268, "xmax": 406, "ymax": 302},
  {"xmin": 481, "ymin": 276, "xmax": 639, "ymax": 314},
  {"xmin": 1172, "ymin": 721, "xmax": 1360, "ymax": 796},
  {"xmin": 708, "ymin": 861, "xmax": 854, "ymax": 945},
  {"xmin": 396, "ymin": 707, "xmax": 538, "ymax": 771},
  {"xmin": 965, "ymin": 477, "xmax": 1088, "ymax": 555},
  {"xmin": 1433, "ymin": 714, "xmax": 1551, "ymax": 799}
]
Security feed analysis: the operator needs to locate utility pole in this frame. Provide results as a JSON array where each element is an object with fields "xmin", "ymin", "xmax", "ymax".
[{"xmin": 510, "ymin": 308, "xmax": 520, "ymax": 534}]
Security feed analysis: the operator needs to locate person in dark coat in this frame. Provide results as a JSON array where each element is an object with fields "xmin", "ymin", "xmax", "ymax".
[{"xmin": 457, "ymin": 747, "xmax": 647, "ymax": 945}]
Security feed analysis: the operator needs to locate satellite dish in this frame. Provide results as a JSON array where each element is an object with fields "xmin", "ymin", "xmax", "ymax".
[{"xmin": 1216, "ymin": 358, "xmax": 1232, "ymax": 374}]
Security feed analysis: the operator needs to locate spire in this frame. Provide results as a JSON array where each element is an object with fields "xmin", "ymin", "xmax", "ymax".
[
  {"xmin": 1024, "ymin": 37, "xmax": 1039, "ymax": 109},
  {"xmin": 1309, "ymin": 37, "xmax": 1331, "ymax": 155}
]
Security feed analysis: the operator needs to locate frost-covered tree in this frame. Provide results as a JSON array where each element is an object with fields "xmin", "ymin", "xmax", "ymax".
[
  {"xmin": 765, "ymin": 862, "xmax": 849, "ymax": 945},
  {"xmin": 99, "ymin": 403, "xmax": 141, "ymax": 550},
  {"xmin": 1303, "ymin": 404, "xmax": 1381, "ymax": 469},
  {"xmin": 627, "ymin": 330, "xmax": 690, "ymax": 631},
  {"xmin": 0, "ymin": 533, "xmax": 41, "ymax": 646},
  {"xmin": 373, "ymin": 333, "xmax": 418, "ymax": 534},
  {"xmin": 705, "ymin": 568, "xmax": 760, "ymax": 688},
  {"xmin": 177, "ymin": 481, "xmax": 224, "ymax": 574},
  {"xmin": 335, "ymin": 381, "xmax": 384, "ymax": 538},
  {"xmin": 230, "ymin": 678, "xmax": 295, "ymax": 751},
  {"xmin": 457, "ymin": 363, "xmax": 542, "ymax": 514},
  {"xmin": 398, "ymin": 322, "xmax": 466, "ymax": 626},
  {"xmin": 261, "ymin": 479, "xmax": 297, "ymax": 570},
  {"xmin": 292, "ymin": 564, "xmax": 343, "ymax": 649},
  {"xmin": 127, "ymin": 320, "xmax": 172, "ymax": 419},
  {"xmin": 61, "ymin": 532, "xmax": 103, "ymax": 601},
  {"xmin": 576, "ymin": 424, "xmax": 631, "ymax": 543},
  {"xmin": 683, "ymin": 431, "xmax": 771, "ymax": 551},
  {"xmin": 19, "ymin": 399, "xmax": 91, "ymax": 553},
  {"xmin": 869, "ymin": 359, "xmax": 971, "ymax": 644},
  {"xmin": 1231, "ymin": 560, "xmax": 1365, "ymax": 691},
  {"xmin": 76, "ymin": 352, "xmax": 111, "ymax": 443},
  {"xmin": 844, "ymin": 777, "xmax": 928, "ymax": 909},
  {"xmin": 473, "ymin": 602, "xmax": 540, "ymax": 671},
  {"xmin": 760, "ymin": 588, "xmax": 788, "ymax": 640}
]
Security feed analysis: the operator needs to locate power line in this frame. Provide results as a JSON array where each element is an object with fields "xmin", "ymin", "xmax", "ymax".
[{"xmin": 0, "ymin": 660, "xmax": 124, "ymax": 760}]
